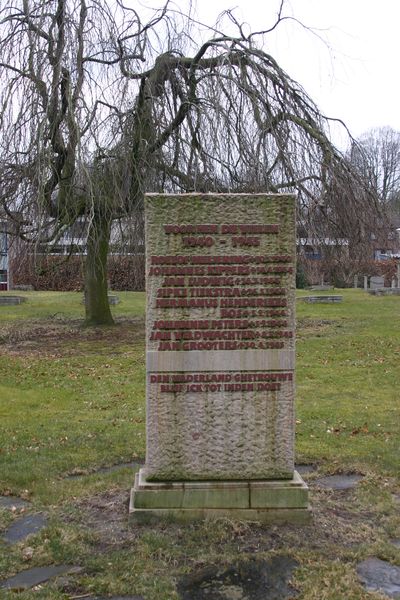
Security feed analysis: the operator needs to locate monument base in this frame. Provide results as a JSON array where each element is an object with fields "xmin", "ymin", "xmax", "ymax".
[{"xmin": 129, "ymin": 469, "xmax": 310, "ymax": 524}]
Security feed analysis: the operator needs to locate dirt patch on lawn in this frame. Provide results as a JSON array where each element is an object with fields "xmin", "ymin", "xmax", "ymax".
[
  {"xmin": 66, "ymin": 489, "xmax": 138, "ymax": 551},
  {"xmin": 0, "ymin": 318, "xmax": 145, "ymax": 356},
  {"xmin": 66, "ymin": 481, "xmax": 384, "ymax": 559},
  {"xmin": 296, "ymin": 318, "xmax": 341, "ymax": 338}
]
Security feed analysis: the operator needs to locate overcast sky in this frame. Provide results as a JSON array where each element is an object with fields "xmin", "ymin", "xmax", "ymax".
[{"xmin": 193, "ymin": 0, "xmax": 400, "ymax": 148}]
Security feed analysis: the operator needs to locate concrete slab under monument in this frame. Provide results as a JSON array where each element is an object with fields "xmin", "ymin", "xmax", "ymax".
[
  {"xmin": 130, "ymin": 469, "xmax": 310, "ymax": 523},
  {"xmin": 130, "ymin": 193, "xmax": 309, "ymax": 522}
]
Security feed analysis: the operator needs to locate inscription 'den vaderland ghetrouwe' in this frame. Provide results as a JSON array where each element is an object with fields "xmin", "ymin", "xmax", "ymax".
[{"xmin": 145, "ymin": 194, "xmax": 296, "ymax": 481}]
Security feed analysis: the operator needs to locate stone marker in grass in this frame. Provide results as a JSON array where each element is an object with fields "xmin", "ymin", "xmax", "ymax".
[
  {"xmin": 0, "ymin": 495, "xmax": 30, "ymax": 510},
  {"xmin": 3, "ymin": 513, "xmax": 48, "ymax": 544},
  {"xmin": 301, "ymin": 295, "xmax": 343, "ymax": 303},
  {"xmin": 0, "ymin": 565, "xmax": 82, "ymax": 591},
  {"xmin": 0, "ymin": 295, "xmax": 26, "ymax": 305},
  {"xmin": 86, "ymin": 597, "xmax": 144, "ymax": 600},
  {"xmin": 357, "ymin": 558, "xmax": 400, "ymax": 598},
  {"xmin": 177, "ymin": 556, "xmax": 299, "ymax": 600},
  {"xmin": 314, "ymin": 474, "xmax": 363, "ymax": 490},
  {"xmin": 130, "ymin": 194, "xmax": 309, "ymax": 522}
]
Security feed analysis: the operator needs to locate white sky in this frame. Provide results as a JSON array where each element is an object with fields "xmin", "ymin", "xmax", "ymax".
[{"xmin": 193, "ymin": 0, "xmax": 400, "ymax": 149}]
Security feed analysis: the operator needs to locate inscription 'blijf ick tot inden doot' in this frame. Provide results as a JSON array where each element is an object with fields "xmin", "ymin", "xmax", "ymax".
[{"xmin": 144, "ymin": 194, "xmax": 296, "ymax": 482}]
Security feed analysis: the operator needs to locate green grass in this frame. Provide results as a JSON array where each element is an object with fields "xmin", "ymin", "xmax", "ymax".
[
  {"xmin": 0, "ymin": 298, "xmax": 146, "ymax": 504},
  {"xmin": 296, "ymin": 290, "xmax": 400, "ymax": 474},
  {"xmin": 0, "ymin": 289, "xmax": 399, "ymax": 599},
  {"xmin": 0, "ymin": 290, "xmax": 145, "ymax": 322}
]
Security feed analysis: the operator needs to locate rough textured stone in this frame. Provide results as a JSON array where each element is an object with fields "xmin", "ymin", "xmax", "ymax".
[
  {"xmin": 144, "ymin": 193, "xmax": 296, "ymax": 481},
  {"xmin": 131, "ymin": 193, "xmax": 310, "ymax": 520},
  {"xmin": 0, "ymin": 565, "xmax": 82, "ymax": 591},
  {"xmin": 314, "ymin": 474, "xmax": 362, "ymax": 490},
  {"xmin": 3, "ymin": 513, "xmax": 48, "ymax": 544},
  {"xmin": 146, "ymin": 387, "xmax": 295, "ymax": 481},
  {"xmin": 357, "ymin": 558, "xmax": 400, "ymax": 598},
  {"xmin": 177, "ymin": 556, "xmax": 299, "ymax": 600}
]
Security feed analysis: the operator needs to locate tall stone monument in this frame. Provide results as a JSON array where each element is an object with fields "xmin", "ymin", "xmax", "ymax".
[{"xmin": 130, "ymin": 193, "xmax": 309, "ymax": 522}]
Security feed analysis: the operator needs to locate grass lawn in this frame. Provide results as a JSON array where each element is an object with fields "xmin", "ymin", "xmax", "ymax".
[{"xmin": 0, "ymin": 289, "xmax": 399, "ymax": 599}]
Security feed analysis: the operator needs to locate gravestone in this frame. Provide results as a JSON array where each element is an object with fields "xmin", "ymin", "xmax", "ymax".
[
  {"xmin": 130, "ymin": 193, "xmax": 309, "ymax": 522},
  {"xmin": 370, "ymin": 275, "xmax": 384, "ymax": 289},
  {"xmin": 3, "ymin": 513, "xmax": 48, "ymax": 544},
  {"xmin": 0, "ymin": 295, "xmax": 26, "ymax": 305},
  {"xmin": 302, "ymin": 295, "xmax": 343, "ymax": 303},
  {"xmin": 0, "ymin": 565, "xmax": 82, "ymax": 591},
  {"xmin": 177, "ymin": 556, "xmax": 299, "ymax": 600}
]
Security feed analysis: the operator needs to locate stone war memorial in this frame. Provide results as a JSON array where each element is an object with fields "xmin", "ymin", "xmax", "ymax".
[{"xmin": 130, "ymin": 193, "xmax": 310, "ymax": 522}]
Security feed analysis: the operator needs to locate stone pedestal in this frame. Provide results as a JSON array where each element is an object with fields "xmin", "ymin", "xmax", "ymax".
[
  {"xmin": 130, "ymin": 469, "xmax": 310, "ymax": 523},
  {"xmin": 130, "ymin": 193, "xmax": 309, "ymax": 522}
]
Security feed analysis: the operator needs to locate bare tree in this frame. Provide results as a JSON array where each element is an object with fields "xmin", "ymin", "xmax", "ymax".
[
  {"xmin": 350, "ymin": 127, "xmax": 400, "ymax": 204},
  {"xmin": 0, "ymin": 0, "xmax": 379, "ymax": 323},
  {"xmin": 335, "ymin": 126, "xmax": 400, "ymax": 262}
]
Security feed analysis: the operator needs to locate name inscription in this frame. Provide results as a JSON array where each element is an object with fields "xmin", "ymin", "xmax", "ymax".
[{"xmin": 148, "ymin": 224, "xmax": 294, "ymax": 353}]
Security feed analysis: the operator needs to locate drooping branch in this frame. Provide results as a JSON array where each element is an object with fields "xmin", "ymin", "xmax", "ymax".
[{"xmin": 0, "ymin": 0, "xmax": 383, "ymax": 323}]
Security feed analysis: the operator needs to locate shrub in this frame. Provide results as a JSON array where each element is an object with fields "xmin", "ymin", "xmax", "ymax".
[{"xmin": 11, "ymin": 253, "xmax": 145, "ymax": 291}]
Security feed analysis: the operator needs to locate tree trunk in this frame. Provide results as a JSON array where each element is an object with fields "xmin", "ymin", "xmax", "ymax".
[{"xmin": 84, "ymin": 213, "xmax": 114, "ymax": 326}]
